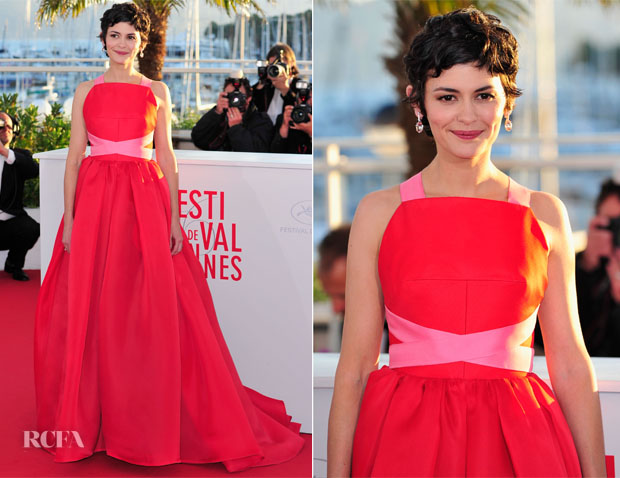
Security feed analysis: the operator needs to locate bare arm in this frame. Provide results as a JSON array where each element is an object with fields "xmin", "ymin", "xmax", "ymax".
[
  {"xmin": 62, "ymin": 81, "xmax": 90, "ymax": 252},
  {"xmin": 532, "ymin": 192, "xmax": 606, "ymax": 477},
  {"xmin": 327, "ymin": 188, "xmax": 400, "ymax": 477},
  {"xmin": 151, "ymin": 81, "xmax": 183, "ymax": 255}
]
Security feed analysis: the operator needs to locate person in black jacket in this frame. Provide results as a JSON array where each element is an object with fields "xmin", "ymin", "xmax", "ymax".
[
  {"xmin": 191, "ymin": 77, "xmax": 273, "ymax": 152},
  {"xmin": 271, "ymin": 82, "xmax": 312, "ymax": 154},
  {"xmin": 533, "ymin": 178, "xmax": 620, "ymax": 357},
  {"xmin": 574, "ymin": 179, "xmax": 620, "ymax": 356},
  {"xmin": 0, "ymin": 111, "xmax": 40, "ymax": 281},
  {"xmin": 253, "ymin": 43, "xmax": 301, "ymax": 125}
]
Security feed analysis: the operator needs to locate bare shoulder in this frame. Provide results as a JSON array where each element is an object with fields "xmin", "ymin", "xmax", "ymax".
[
  {"xmin": 149, "ymin": 80, "xmax": 170, "ymax": 99},
  {"xmin": 530, "ymin": 190, "xmax": 569, "ymax": 229},
  {"xmin": 530, "ymin": 190, "xmax": 572, "ymax": 251},
  {"xmin": 74, "ymin": 79, "xmax": 95, "ymax": 100},
  {"xmin": 351, "ymin": 185, "xmax": 401, "ymax": 248}
]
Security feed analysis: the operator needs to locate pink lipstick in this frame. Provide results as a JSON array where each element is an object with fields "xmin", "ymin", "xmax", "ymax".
[{"xmin": 452, "ymin": 130, "xmax": 483, "ymax": 140}]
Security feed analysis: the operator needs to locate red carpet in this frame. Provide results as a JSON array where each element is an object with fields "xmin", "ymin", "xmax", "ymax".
[{"xmin": 0, "ymin": 270, "xmax": 311, "ymax": 477}]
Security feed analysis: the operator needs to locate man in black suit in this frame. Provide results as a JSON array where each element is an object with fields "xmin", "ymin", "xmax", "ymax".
[{"xmin": 0, "ymin": 111, "xmax": 40, "ymax": 281}]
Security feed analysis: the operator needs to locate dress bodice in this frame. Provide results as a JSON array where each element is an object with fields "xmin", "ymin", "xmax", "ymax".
[
  {"xmin": 82, "ymin": 75, "xmax": 158, "ymax": 159},
  {"xmin": 378, "ymin": 173, "xmax": 549, "ymax": 377}
]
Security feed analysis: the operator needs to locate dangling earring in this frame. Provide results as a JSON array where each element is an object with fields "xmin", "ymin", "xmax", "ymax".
[
  {"xmin": 504, "ymin": 115, "xmax": 512, "ymax": 132},
  {"xmin": 415, "ymin": 112, "xmax": 424, "ymax": 134},
  {"xmin": 139, "ymin": 50, "xmax": 144, "ymax": 59}
]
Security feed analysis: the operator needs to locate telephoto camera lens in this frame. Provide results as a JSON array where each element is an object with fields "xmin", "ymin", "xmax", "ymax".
[{"xmin": 267, "ymin": 63, "xmax": 286, "ymax": 78}]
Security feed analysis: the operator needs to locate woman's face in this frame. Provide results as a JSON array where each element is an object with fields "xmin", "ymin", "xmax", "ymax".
[
  {"xmin": 413, "ymin": 62, "xmax": 510, "ymax": 163},
  {"xmin": 103, "ymin": 22, "xmax": 142, "ymax": 64}
]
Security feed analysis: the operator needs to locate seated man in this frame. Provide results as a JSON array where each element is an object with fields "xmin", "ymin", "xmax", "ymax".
[
  {"xmin": 0, "ymin": 111, "xmax": 40, "ymax": 281},
  {"xmin": 191, "ymin": 76, "xmax": 273, "ymax": 152},
  {"xmin": 271, "ymin": 81, "xmax": 312, "ymax": 155}
]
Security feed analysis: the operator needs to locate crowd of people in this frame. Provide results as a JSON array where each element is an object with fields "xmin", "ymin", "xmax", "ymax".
[
  {"xmin": 191, "ymin": 43, "xmax": 312, "ymax": 155},
  {"xmin": 1, "ymin": 42, "xmax": 310, "ymax": 284}
]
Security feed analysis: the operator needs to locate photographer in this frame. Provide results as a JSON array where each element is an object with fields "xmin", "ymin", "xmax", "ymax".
[
  {"xmin": 271, "ymin": 81, "xmax": 312, "ymax": 154},
  {"xmin": 575, "ymin": 178, "xmax": 620, "ymax": 356},
  {"xmin": 191, "ymin": 76, "xmax": 273, "ymax": 152},
  {"xmin": 0, "ymin": 111, "xmax": 40, "ymax": 281},
  {"xmin": 253, "ymin": 43, "xmax": 301, "ymax": 125}
]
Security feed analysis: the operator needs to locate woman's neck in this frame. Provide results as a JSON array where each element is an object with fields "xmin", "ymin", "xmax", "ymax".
[
  {"xmin": 104, "ymin": 62, "xmax": 140, "ymax": 83},
  {"xmin": 421, "ymin": 156, "xmax": 507, "ymax": 200}
]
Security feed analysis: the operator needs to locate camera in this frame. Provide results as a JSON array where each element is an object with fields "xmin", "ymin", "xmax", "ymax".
[
  {"xmin": 598, "ymin": 216, "xmax": 620, "ymax": 248},
  {"xmin": 224, "ymin": 79, "xmax": 247, "ymax": 113},
  {"xmin": 267, "ymin": 59, "xmax": 288, "ymax": 79},
  {"xmin": 257, "ymin": 60, "xmax": 269, "ymax": 82},
  {"xmin": 291, "ymin": 81, "xmax": 312, "ymax": 124}
]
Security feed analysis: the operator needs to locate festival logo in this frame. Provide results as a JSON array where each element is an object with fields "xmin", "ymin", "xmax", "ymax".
[
  {"xmin": 179, "ymin": 189, "xmax": 243, "ymax": 282},
  {"xmin": 280, "ymin": 199, "xmax": 312, "ymax": 235},
  {"xmin": 290, "ymin": 200, "xmax": 312, "ymax": 225}
]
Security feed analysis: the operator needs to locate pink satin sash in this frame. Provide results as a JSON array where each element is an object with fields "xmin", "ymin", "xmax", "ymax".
[
  {"xmin": 88, "ymin": 131, "xmax": 154, "ymax": 160},
  {"xmin": 387, "ymin": 306, "xmax": 537, "ymax": 373}
]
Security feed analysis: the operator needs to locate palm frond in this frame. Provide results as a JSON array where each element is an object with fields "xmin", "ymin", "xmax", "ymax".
[
  {"xmin": 204, "ymin": 0, "xmax": 265, "ymax": 17},
  {"xmin": 573, "ymin": 0, "xmax": 620, "ymax": 6},
  {"xmin": 133, "ymin": 0, "xmax": 187, "ymax": 16},
  {"xmin": 36, "ymin": 0, "xmax": 108, "ymax": 25}
]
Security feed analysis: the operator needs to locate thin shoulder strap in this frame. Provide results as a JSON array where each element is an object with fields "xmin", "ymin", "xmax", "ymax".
[
  {"xmin": 140, "ymin": 75, "xmax": 152, "ymax": 87},
  {"xmin": 507, "ymin": 177, "xmax": 531, "ymax": 207},
  {"xmin": 94, "ymin": 75, "xmax": 105, "ymax": 85},
  {"xmin": 400, "ymin": 172, "xmax": 426, "ymax": 201}
]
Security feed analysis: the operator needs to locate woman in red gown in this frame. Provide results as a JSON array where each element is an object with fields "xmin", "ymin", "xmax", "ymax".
[
  {"xmin": 34, "ymin": 3, "xmax": 303, "ymax": 471},
  {"xmin": 327, "ymin": 8, "xmax": 606, "ymax": 477}
]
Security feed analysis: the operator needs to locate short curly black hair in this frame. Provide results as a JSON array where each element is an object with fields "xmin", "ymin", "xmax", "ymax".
[
  {"xmin": 404, "ymin": 8, "xmax": 521, "ymax": 136},
  {"xmin": 99, "ymin": 2, "xmax": 150, "ymax": 51}
]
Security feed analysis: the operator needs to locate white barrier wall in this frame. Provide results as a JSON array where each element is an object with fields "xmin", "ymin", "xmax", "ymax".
[
  {"xmin": 37, "ymin": 149, "xmax": 312, "ymax": 432},
  {"xmin": 313, "ymin": 354, "xmax": 620, "ymax": 478}
]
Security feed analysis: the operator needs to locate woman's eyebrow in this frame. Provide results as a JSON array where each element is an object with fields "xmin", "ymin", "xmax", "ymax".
[{"xmin": 432, "ymin": 85, "xmax": 495, "ymax": 93}]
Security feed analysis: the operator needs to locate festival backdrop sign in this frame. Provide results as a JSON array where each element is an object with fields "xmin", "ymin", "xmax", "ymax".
[{"xmin": 177, "ymin": 153, "xmax": 312, "ymax": 431}]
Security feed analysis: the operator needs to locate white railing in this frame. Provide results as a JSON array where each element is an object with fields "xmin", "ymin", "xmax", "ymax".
[{"xmin": 0, "ymin": 58, "xmax": 312, "ymax": 76}]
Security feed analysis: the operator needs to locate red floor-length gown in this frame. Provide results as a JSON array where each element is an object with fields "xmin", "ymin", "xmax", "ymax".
[
  {"xmin": 351, "ymin": 172, "xmax": 582, "ymax": 477},
  {"xmin": 34, "ymin": 75, "xmax": 304, "ymax": 471}
]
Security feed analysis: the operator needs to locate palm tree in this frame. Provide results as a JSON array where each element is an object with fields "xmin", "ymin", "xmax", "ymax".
[
  {"xmin": 383, "ymin": 0, "xmax": 529, "ymax": 176},
  {"xmin": 36, "ymin": 0, "xmax": 263, "ymax": 80}
]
